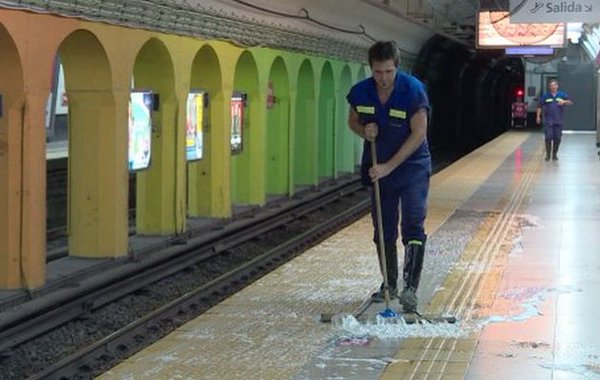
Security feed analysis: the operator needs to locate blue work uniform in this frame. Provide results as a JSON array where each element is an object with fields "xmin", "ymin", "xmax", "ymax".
[
  {"xmin": 539, "ymin": 91, "xmax": 570, "ymax": 140},
  {"xmin": 346, "ymin": 72, "xmax": 431, "ymax": 245}
]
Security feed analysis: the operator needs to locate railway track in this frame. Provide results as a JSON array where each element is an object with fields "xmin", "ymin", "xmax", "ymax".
[{"xmin": 0, "ymin": 176, "xmax": 369, "ymax": 379}]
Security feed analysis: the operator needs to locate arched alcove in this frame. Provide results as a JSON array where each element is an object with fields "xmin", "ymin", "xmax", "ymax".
[
  {"xmin": 0, "ymin": 23, "xmax": 25, "ymax": 286},
  {"xmin": 294, "ymin": 59, "xmax": 316, "ymax": 189},
  {"xmin": 132, "ymin": 38, "xmax": 178, "ymax": 235},
  {"xmin": 58, "ymin": 29, "xmax": 122, "ymax": 256},
  {"xmin": 231, "ymin": 51, "xmax": 260, "ymax": 207},
  {"xmin": 336, "ymin": 65, "xmax": 353, "ymax": 175},
  {"xmin": 353, "ymin": 65, "xmax": 368, "ymax": 167},
  {"xmin": 318, "ymin": 62, "xmax": 335, "ymax": 181},
  {"xmin": 265, "ymin": 56, "xmax": 290, "ymax": 198},
  {"xmin": 188, "ymin": 45, "xmax": 223, "ymax": 217}
]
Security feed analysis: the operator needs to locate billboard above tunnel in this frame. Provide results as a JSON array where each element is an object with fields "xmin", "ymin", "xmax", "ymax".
[{"xmin": 477, "ymin": 11, "xmax": 565, "ymax": 48}]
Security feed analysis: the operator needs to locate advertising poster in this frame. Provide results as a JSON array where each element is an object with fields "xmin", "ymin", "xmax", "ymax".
[
  {"xmin": 230, "ymin": 92, "xmax": 244, "ymax": 154},
  {"xmin": 186, "ymin": 91, "xmax": 206, "ymax": 161},
  {"xmin": 128, "ymin": 91, "xmax": 153, "ymax": 171}
]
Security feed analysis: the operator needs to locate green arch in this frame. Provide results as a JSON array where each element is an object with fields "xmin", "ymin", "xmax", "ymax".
[
  {"xmin": 354, "ymin": 65, "xmax": 369, "ymax": 166},
  {"xmin": 318, "ymin": 62, "xmax": 335, "ymax": 181},
  {"xmin": 188, "ymin": 44, "xmax": 223, "ymax": 217},
  {"xmin": 336, "ymin": 65, "xmax": 353, "ymax": 176},
  {"xmin": 266, "ymin": 56, "xmax": 290, "ymax": 197},
  {"xmin": 231, "ymin": 50, "xmax": 259, "ymax": 205},
  {"xmin": 294, "ymin": 59, "xmax": 316, "ymax": 189},
  {"xmin": 133, "ymin": 38, "xmax": 178, "ymax": 235}
]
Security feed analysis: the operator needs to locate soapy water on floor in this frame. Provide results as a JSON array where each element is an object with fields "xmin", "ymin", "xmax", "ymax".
[
  {"xmin": 330, "ymin": 313, "xmax": 471, "ymax": 342},
  {"xmin": 327, "ymin": 283, "xmax": 584, "ymax": 343}
]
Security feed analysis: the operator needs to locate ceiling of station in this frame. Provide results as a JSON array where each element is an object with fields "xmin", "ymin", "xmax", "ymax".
[
  {"xmin": 188, "ymin": 0, "xmax": 438, "ymax": 54},
  {"xmin": 1, "ymin": 0, "xmax": 483, "ymax": 58},
  {"xmin": 189, "ymin": 0, "xmax": 481, "ymax": 51},
  {"xmin": 387, "ymin": 0, "xmax": 479, "ymax": 24},
  {"xmin": 384, "ymin": 0, "xmax": 480, "ymax": 43}
]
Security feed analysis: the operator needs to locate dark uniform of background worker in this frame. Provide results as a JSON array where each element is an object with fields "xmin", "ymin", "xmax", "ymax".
[
  {"xmin": 536, "ymin": 79, "xmax": 573, "ymax": 161},
  {"xmin": 346, "ymin": 41, "xmax": 431, "ymax": 312}
]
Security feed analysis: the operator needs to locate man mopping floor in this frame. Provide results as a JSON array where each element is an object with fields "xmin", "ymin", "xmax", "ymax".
[{"xmin": 346, "ymin": 41, "xmax": 430, "ymax": 315}]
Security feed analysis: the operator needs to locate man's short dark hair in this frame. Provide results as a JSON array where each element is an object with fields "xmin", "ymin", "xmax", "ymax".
[
  {"xmin": 368, "ymin": 41, "xmax": 400, "ymax": 68},
  {"xmin": 548, "ymin": 79, "xmax": 559, "ymax": 85}
]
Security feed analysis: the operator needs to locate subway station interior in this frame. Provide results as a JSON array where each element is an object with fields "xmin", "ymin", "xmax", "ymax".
[{"xmin": 1, "ymin": 0, "xmax": 600, "ymax": 379}]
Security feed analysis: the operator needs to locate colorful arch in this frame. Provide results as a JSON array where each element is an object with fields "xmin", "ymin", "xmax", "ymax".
[
  {"xmin": 294, "ymin": 59, "xmax": 316, "ymax": 190},
  {"xmin": 231, "ymin": 51, "xmax": 261, "ymax": 206},
  {"xmin": 265, "ymin": 56, "xmax": 291, "ymax": 197},
  {"xmin": 0, "ymin": 9, "xmax": 363, "ymax": 289},
  {"xmin": 318, "ymin": 62, "xmax": 335, "ymax": 181},
  {"xmin": 336, "ymin": 65, "xmax": 354, "ymax": 176},
  {"xmin": 133, "ymin": 38, "xmax": 178, "ymax": 235},
  {"xmin": 0, "ymin": 23, "xmax": 26, "ymax": 287},
  {"xmin": 187, "ymin": 45, "xmax": 223, "ymax": 217}
]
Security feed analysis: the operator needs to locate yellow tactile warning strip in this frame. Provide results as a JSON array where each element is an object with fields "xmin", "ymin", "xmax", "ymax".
[
  {"xmin": 382, "ymin": 134, "xmax": 545, "ymax": 379},
  {"xmin": 99, "ymin": 131, "xmax": 536, "ymax": 380}
]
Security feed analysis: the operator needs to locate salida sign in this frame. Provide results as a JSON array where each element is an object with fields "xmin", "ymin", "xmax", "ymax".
[{"xmin": 510, "ymin": 0, "xmax": 598, "ymax": 22}]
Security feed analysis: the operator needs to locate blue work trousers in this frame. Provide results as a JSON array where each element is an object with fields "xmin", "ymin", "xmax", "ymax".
[
  {"xmin": 544, "ymin": 123, "xmax": 563, "ymax": 140},
  {"xmin": 370, "ymin": 172, "xmax": 429, "ymax": 246}
]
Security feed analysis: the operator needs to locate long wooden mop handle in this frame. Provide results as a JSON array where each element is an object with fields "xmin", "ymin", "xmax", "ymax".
[{"xmin": 370, "ymin": 140, "xmax": 391, "ymax": 307}]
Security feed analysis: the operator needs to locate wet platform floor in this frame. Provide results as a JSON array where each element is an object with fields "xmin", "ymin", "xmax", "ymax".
[{"xmin": 99, "ymin": 130, "xmax": 600, "ymax": 380}]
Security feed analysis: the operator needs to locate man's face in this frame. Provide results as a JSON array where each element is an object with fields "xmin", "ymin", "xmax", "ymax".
[
  {"xmin": 549, "ymin": 81, "xmax": 559, "ymax": 93},
  {"xmin": 371, "ymin": 59, "xmax": 397, "ymax": 91}
]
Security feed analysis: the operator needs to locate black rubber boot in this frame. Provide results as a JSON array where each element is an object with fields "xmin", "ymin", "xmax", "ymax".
[
  {"xmin": 399, "ymin": 240, "xmax": 425, "ymax": 312},
  {"xmin": 552, "ymin": 139, "xmax": 560, "ymax": 161},
  {"xmin": 371, "ymin": 242, "xmax": 398, "ymax": 302},
  {"xmin": 545, "ymin": 139, "xmax": 551, "ymax": 161}
]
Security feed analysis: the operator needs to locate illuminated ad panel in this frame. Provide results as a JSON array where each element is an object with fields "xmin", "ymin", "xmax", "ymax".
[
  {"xmin": 128, "ymin": 91, "xmax": 153, "ymax": 171},
  {"xmin": 230, "ymin": 91, "xmax": 245, "ymax": 154},
  {"xmin": 477, "ymin": 11, "xmax": 565, "ymax": 48},
  {"xmin": 186, "ymin": 90, "xmax": 206, "ymax": 162}
]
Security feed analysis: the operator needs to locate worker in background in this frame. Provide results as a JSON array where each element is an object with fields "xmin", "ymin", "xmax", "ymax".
[{"xmin": 536, "ymin": 79, "xmax": 573, "ymax": 161}]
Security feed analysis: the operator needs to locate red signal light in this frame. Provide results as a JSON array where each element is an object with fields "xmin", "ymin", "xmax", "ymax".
[{"xmin": 516, "ymin": 88, "xmax": 524, "ymax": 97}]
